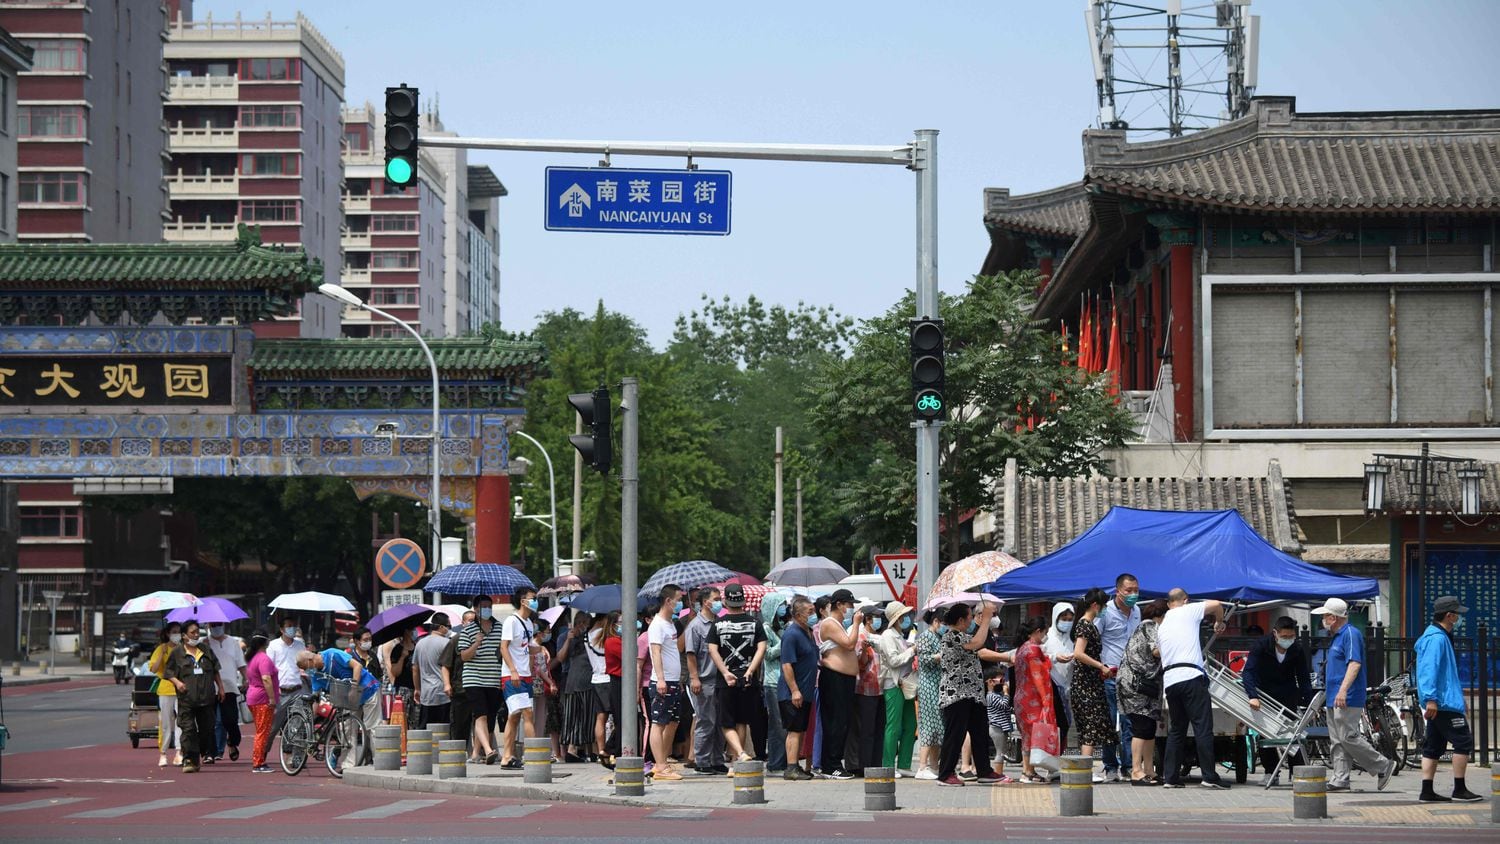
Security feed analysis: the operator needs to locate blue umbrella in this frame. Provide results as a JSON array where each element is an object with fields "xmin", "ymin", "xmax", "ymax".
[
  {"xmin": 637, "ymin": 560, "xmax": 738, "ymax": 600},
  {"xmin": 426, "ymin": 563, "xmax": 535, "ymax": 597},
  {"xmin": 571, "ymin": 584, "xmax": 651, "ymax": 615}
]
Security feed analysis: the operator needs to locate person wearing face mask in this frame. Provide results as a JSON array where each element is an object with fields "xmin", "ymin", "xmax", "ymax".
[
  {"xmin": 243, "ymin": 631, "xmax": 278, "ymax": 773},
  {"xmin": 1096, "ymin": 573, "xmax": 1141, "ymax": 782},
  {"xmin": 444, "ymin": 609, "xmax": 477, "ymax": 747},
  {"xmin": 707, "ymin": 584, "xmax": 767, "ymax": 767},
  {"xmin": 346, "ymin": 628, "xmax": 385, "ymax": 731},
  {"xmin": 814, "ymin": 589, "xmax": 863, "ymax": 780},
  {"xmin": 647, "ymin": 586, "xmax": 688, "ymax": 780},
  {"xmin": 206, "ymin": 622, "xmax": 246, "ymax": 764},
  {"xmin": 499, "ymin": 587, "xmax": 545, "ymax": 769},
  {"xmin": 682, "ymin": 587, "xmax": 727, "ymax": 773},
  {"xmin": 162, "ymin": 620, "xmax": 224, "ymax": 774},
  {"xmin": 1042, "ymin": 602, "xmax": 1077, "ymax": 751},
  {"xmin": 266, "ymin": 615, "xmax": 307, "ymax": 742},
  {"xmin": 1241, "ymin": 615, "xmax": 1313, "ymax": 786},
  {"xmin": 596, "ymin": 611, "xmax": 623, "ymax": 767},
  {"xmin": 913, "ymin": 609, "xmax": 945, "ymax": 779},
  {"xmin": 1158, "ymin": 588, "xmax": 1231, "ymax": 789},
  {"xmin": 149, "ymin": 622, "xmax": 185, "ymax": 767},
  {"xmin": 851, "ymin": 605, "xmax": 886, "ymax": 776},
  {"xmin": 1117, "ymin": 599, "xmax": 1170, "ymax": 785},
  {"xmin": 776, "ymin": 596, "xmax": 819, "ymax": 780},
  {"xmin": 1013, "ymin": 616, "xmax": 1060, "ymax": 782},
  {"xmin": 1415, "ymin": 596, "xmax": 1481, "ymax": 803},
  {"xmin": 873, "ymin": 601, "xmax": 918, "ymax": 775},
  {"xmin": 934, "ymin": 601, "xmax": 1010, "ymax": 787},
  {"xmin": 1069, "ymin": 587, "xmax": 1117, "ymax": 784},
  {"xmin": 413, "ymin": 615, "xmax": 454, "ymax": 730},
  {"xmin": 459, "ymin": 597, "xmax": 503, "ymax": 764},
  {"xmin": 758, "ymin": 591, "xmax": 791, "ymax": 772},
  {"xmin": 1312, "ymin": 597, "xmax": 1394, "ymax": 792}
]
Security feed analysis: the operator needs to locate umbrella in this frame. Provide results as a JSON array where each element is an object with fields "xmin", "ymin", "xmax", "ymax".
[
  {"xmin": 929, "ymin": 550, "xmax": 1025, "ymax": 601},
  {"xmin": 537, "ymin": 573, "xmax": 597, "ymax": 597},
  {"xmin": 571, "ymin": 584, "xmax": 650, "ymax": 615},
  {"xmin": 717, "ymin": 572, "xmax": 762, "ymax": 587},
  {"xmin": 165, "ymin": 597, "xmax": 248, "ymax": 625},
  {"xmin": 268, "ymin": 591, "xmax": 356, "ymax": 612},
  {"xmin": 426, "ymin": 604, "xmax": 471, "ymax": 626},
  {"xmin": 120, "ymin": 591, "xmax": 203, "ymax": 614},
  {"xmin": 922, "ymin": 592, "xmax": 1003, "ymax": 612},
  {"xmin": 539, "ymin": 605, "xmax": 567, "ymax": 627},
  {"xmin": 366, "ymin": 602, "xmax": 435, "ymax": 646},
  {"xmin": 637, "ymin": 560, "xmax": 738, "ymax": 599},
  {"xmin": 765, "ymin": 556, "xmax": 849, "ymax": 587},
  {"xmin": 426, "ymin": 563, "xmax": 535, "ymax": 597}
]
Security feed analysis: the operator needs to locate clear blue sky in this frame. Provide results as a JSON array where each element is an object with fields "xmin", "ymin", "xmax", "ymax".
[{"xmin": 203, "ymin": 0, "xmax": 1499, "ymax": 345}]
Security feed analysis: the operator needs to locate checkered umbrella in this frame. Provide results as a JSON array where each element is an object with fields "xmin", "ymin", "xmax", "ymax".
[
  {"xmin": 637, "ymin": 560, "xmax": 738, "ymax": 600},
  {"xmin": 425, "ymin": 563, "xmax": 535, "ymax": 597}
]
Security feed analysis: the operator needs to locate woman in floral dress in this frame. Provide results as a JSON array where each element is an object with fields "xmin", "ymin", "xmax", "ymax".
[
  {"xmin": 1069, "ymin": 587, "xmax": 1117, "ymax": 769},
  {"xmin": 1117, "ymin": 599, "xmax": 1168, "ymax": 785},
  {"xmin": 1012, "ymin": 617, "xmax": 1059, "ymax": 782},
  {"xmin": 913, "ymin": 609, "xmax": 945, "ymax": 779}
]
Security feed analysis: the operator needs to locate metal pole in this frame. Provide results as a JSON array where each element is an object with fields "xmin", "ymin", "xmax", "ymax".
[
  {"xmin": 773, "ymin": 427, "xmax": 784, "ymax": 566},
  {"xmin": 571, "ymin": 415, "xmax": 583, "ymax": 568},
  {"xmin": 421, "ymin": 135, "xmax": 913, "ymax": 166},
  {"xmin": 796, "ymin": 477, "xmax": 804, "ymax": 558},
  {"xmin": 769, "ymin": 511, "xmax": 776, "ymax": 571},
  {"xmin": 913, "ymin": 128, "xmax": 940, "ymax": 611},
  {"xmin": 512, "ymin": 430, "xmax": 560, "ymax": 580},
  {"xmin": 1417, "ymin": 441, "xmax": 1429, "ymax": 620},
  {"xmin": 619, "ymin": 377, "xmax": 640, "ymax": 757}
]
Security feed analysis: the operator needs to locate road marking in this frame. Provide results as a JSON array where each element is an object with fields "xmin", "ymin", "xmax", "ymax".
[
  {"xmin": 335, "ymin": 799, "xmax": 445, "ymax": 819},
  {"xmin": 70, "ymin": 798, "xmax": 209, "ymax": 818},
  {"xmin": 201, "ymin": 798, "xmax": 326, "ymax": 818},
  {"xmin": 467, "ymin": 803, "xmax": 550, "ymax": 819},
  {"xmin": 812, "ymin": 811, "xmax": 874, "ymax": 822},
  {"xmin": 645, "ymin": 808, "xmax": 704, "ymax": 820},
  {"xmin": 0, "ymin": 798, "xmax": 91, "ymax": 814},
  {"xmin": 64, "ymin": 744, "xmax": 98, "ymax": 750}
]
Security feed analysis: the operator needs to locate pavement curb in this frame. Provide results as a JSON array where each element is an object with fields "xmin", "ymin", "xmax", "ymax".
[
  {"xmin": 344, "ymin": 766, "xmax": 737, "ymax": 811},
  {"xmin": 2, "ymin": 675, "xmax": 71, "ymax": 688}
]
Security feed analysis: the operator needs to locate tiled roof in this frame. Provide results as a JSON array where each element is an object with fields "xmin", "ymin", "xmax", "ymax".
[
  {"xmin": 1383, "ymin": 460, "xmax": 1500, "ymax": 515},
  {"xmin": 994, "ymin": 458, "xmax": 1299, "ymax": 560},
  {"xmin": 0, "ymin": 225, "xmax": 322, "ymax": 293},
  {"xmin": 1083, "ymin": 97, "xmax": 1500, "ymax": 213},
  {"xmin": 983, "ymin": 183, "xmax": 1091, "ymax": 239},
  {"xmin": 248, "ymin": 336, "xmax": 545, "ymax": 379}
]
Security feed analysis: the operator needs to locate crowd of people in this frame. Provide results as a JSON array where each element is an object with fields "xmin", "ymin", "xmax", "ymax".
[{"xmin": 142, "ymin": 577, "xmax": 1483, "ymax": 803}]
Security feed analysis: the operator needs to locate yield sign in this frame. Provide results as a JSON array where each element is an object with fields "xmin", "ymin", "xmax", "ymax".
[
  {"xmin": 376, "ymin": 538, "xmax": 427, "ymax": 590},
  {"xmin": 874, "ymin": 553, "xmax": 918, "ymax": 603}
]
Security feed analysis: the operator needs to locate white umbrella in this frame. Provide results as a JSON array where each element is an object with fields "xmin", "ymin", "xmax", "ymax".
[
  {"xmin": 120, "ymin": 591, "xmax": 203, "ymax": 614},
  {"xmin": 268, "ymin": 591, "xmax": 355, "ymax": 612}
]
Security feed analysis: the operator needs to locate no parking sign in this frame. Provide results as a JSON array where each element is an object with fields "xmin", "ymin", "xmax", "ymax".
[{"xmin": 376, "ymin": 538, "xmax": 426, "ymax": 590}]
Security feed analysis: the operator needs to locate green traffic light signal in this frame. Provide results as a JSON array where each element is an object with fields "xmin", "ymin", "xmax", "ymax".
[{"xmin": 385, "ymin": 157, "xmax": 414, "ymax": 185}]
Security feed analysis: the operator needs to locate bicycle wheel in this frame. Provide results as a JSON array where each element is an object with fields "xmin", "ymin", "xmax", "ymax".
[
  {"xmin": 1377, "ymin": 707, "xmax": 1405, "ymax": 773},
  {"xmin": 326, "ymin": 714, "xmax": 367, "ymax": 778},
  {"xmin": 1365, "ymin": 710, "xmax": 1398, "ymax": 767},
  {"xmin": 280, "ymin": 711, "xmax": 311, "ymax": 775}
]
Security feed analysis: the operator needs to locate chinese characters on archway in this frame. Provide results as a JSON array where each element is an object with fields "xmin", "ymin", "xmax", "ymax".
[{"xmin": 0, "ymin": 356, "xmax": 232, "ymax": 405}]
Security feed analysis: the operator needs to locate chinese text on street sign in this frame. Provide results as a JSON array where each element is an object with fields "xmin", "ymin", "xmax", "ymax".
[
  {"xmin": 379, "ymin": 589, "xmax": 424, "ymax": 611},
  {"xmin": 545, "ymin": 167, "xmax": 731, "ymax": 235},
  {"xmin": 874, "ymin": 553, "xmax": 919, "ymax": 603},
  {"xmin": 0, "ymin": 356, "xmax": 233, "ymax": 406}
]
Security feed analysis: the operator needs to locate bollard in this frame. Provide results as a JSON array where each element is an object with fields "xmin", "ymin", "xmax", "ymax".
[
  {"xmin": 436, "ymin": 739, "xmax": 467, "ymax": 779},
  {"xmin": 1491, "ymin": 761, "xmax": 1499, "ymax": 825},
  {"xmin": 372, "ymin": 725, "xmax": 402, "ymax": 771},
  {"xmin": 1057, "ymin": 755, "xmax": 1094, "ymax": 817},
  {"xmin": 732, "ymin": 760, "xmax": 766, "ymax": 805},
  {"xmin": 405, "ymin": 729, "xmax": 433, "ymax": 776},
  {"xmin": 427, "ymin": 722, "xmax": 449, "ymax": 746},
  {"xmin": 523, "ymin": 737, "xmax": 552, "ymax": 783},
  {"xmin": 1292, "ymin": 765, "xmax": 1328, "ymax": 820},
  {"xmin": 864, "ymin": 765, "xmax": 896, "ymax": 811},
  {"xmin": 614, "ymin": 755, "xmax": 645, "ymax": 797}
]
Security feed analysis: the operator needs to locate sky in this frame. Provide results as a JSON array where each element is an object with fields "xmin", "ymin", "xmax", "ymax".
[{"xmin": 201, "ymin": 0, "xmax": 1500, "ymax": 346}]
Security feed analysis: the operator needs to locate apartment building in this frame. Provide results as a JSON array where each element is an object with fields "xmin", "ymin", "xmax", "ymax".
[
  {"xmin": 163, "ymin": 10, "xmax": 343, "ymax": 338},
  {"xmin": 0, "ymin": 25, "xmax": 32, "ymax": 244},
  {"xmin": 0, "ymin": 0, "xmax": 170, "ymax": 243},
  {"xmin": 421, "ymin": 113, "xmax": 506, "ymax": 335}
]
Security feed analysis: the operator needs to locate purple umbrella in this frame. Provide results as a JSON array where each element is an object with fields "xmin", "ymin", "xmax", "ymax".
[
  {"xmin": 165, "ymin": 596, "xmax": 248, "ymax": 625},
  {"xmin": 366, "ymin": 602, "xmax": 435, "ymax": 646}
]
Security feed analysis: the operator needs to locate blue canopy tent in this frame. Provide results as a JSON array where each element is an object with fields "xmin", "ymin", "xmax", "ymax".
[{"xmin": 981, "ymin": 507, "xmax": 1379, "ymax": 603}]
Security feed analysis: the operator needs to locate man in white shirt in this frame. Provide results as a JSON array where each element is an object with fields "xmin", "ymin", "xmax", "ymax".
[
  {"xmin": 499, "ymin": 587, "xmax": 544, "ymax": 769},
  {"xmin": 266, "ymin": 615, "xmax": 306, "ymax": 735},
  {"xmin": 206, "ymin": 624, "xmax": 247, "ymax": 763},
  {"xmin": 1157, "ymin": 588, "xmax": 1229, "ymax": 789},
  {"xmin": 648, "ymin": 584, "xmax": 687, "ymax": 780}
]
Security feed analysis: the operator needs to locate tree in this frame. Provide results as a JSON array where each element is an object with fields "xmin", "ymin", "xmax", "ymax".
[{"xmin": 810, "ymin": 271, "xmax": 1136, "ymax": 562}]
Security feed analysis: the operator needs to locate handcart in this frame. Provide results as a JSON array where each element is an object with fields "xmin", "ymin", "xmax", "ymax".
[
  {"xmin": 127, "ymin": 674, "xmax": 161, "ymax": 749},
  {"xmin": 1203, "ymin": 654, "xmax": 1325, "ymax": 787}
]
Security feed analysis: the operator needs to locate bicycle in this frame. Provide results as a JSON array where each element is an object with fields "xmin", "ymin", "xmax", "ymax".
[{"xmin": 279, "ymin": 673, "xmax": 371, "ymax": 778}]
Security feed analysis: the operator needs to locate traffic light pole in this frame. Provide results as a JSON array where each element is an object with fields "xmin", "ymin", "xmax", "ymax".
[
  {"xmin": 618, "ymin": 376, "xmax": 640, "ymax": 758},
  {"xmin": 913, "ymin": 130, "xmax": 940, "ymax": 611}
]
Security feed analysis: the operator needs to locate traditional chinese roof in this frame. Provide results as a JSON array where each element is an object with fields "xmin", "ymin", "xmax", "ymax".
[
  {"xmin": 1383, "ymin": 460, "xmax": 1500, "ymax": 515},
  {"xmin": 984, "ymin": 183, "xmax": 1091, "ymax": 239},
  {"xmin": 248, "ymin": 336, "xmax": 546, "ymax": 380},
  {"xmin": 992, "ymin": 458, "xmax": 1300, "ymax": 560},
  {"xmin": 0, "ymin": 225, "xmax": 322, "ymax": 325}
]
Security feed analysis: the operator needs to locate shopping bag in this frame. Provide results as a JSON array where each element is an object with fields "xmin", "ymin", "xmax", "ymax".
[
  {"xmin": 239, "ymin": 699, "xmax": 253, "ymax": 724},
  {"xmin": 1028, "ymin": 721, "xmax": 1062, "ymax": 771}
]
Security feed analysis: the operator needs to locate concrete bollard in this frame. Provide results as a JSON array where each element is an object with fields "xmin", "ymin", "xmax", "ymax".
[
  {"xmin": 1057, "ymin": 755, "xmax": 1094, "ymax": 817},
  {"xmin": 405, "ymin": 729, "xmax": 433, "ymax": 776},
  {"xmin": 1292, "ymin": 765, "xmax": 1328, "ymax": 820},
  {"xmin": 732, "ymin": 760, "xmax": 766, "ymax": 805},
  {"xmin": 1491, "ymin": 761, "xmax": 1499, "ymax": 825},
  {"xmin": 864, "ymin": 766, "xmax": 896, "ymax": 811},
  {"xmin": 614, "ymin": 755, "xmax": 645, "ymax": 797},
  {"xmin": 523, "ymin": 737, "xmax": 552, "ymax": 783},
  {"xmin": 436, "ymin": 739, "xmax": 467, "ymax": 779},
  {"xmin": 427, "ymin": 722, "xmax": 449, "ymax": 746},
  {"xmin": 372, "ymin": 725, "xmax": 402, "ymax": 771}
]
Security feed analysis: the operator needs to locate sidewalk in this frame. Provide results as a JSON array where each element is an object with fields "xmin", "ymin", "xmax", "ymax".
[
  {"xmin": 346, "ymin": 761, "xmax": 1494, "ymax": 829},
  {"xmin": 2, "ymin": 656, "xmax": 110, "ymax": 687}
]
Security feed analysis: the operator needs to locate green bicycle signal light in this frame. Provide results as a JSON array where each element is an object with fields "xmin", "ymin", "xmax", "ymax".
[{"xmin": 910, "ymin": 318, "xmax": 946, "ymax": 421}]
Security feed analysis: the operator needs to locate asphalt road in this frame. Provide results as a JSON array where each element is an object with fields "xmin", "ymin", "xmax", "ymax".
[{"xmin": 2, "ymin": 678, "xmax": 127, "ymax": 753}]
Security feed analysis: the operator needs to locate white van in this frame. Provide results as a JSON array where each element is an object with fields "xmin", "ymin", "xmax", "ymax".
[{"xmin": 838, "ymin": 573, "xmax": 901, "ymax": 606}]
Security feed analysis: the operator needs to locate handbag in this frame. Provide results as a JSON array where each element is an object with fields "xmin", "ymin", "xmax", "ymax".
[{"xmin": 239, "ymin": 698, "xmax": 253, "ymax": 724}]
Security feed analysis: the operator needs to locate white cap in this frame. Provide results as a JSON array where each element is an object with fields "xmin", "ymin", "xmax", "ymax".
[{"xmin": 1310, "ymin": 597, "xmax": 1349, "ymax": 617}]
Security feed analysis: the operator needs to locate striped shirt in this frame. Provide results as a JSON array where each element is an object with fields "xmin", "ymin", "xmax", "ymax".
[
  {"xmin": 986, "ymin": 691, "xmax": 1016, "ymax": 732},
  {"xmin": 457, "ymin": 620, "xmax": 503, "ymax": 689}
]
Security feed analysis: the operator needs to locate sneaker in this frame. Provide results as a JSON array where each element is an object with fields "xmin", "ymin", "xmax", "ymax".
[
  {"xmin": 893, "ymin": 769, "xmax": 904, "ymax": 779},
  {"xmin": 1162, "ymin": 781, "xmax": 1185, "ymax": 789},
  {"xmin": 1451, "ymin": 788, "xmax": 1483, "ymax": 803},
  {"xmin": 783, "ymin": 767, "xmax": 813, "ymax": 781},
  {"xmin": 708, "ymin": 764, "xmax": 730, "ymax": 775},
  {"xmin": 1105, "ymin": 769, "xmax": 1122, "ymax": 783},
  {"xmin": 1419, "ymin": 791, "xmax": 1453, "ymax": 803},
  {"xmin": 251, "ymin": 765, "xmax": 274, "ymax": 773},
  {"xmin": 1092, "ymin": 771, "xmax": 1106, "ymax": 784},
  {"xmin": 1327, "ymin": 782, "xmax": 1350, "ymax": 792},
  {"xmin": 827, "ymin": 768, "xmax": 855, "ymax": 780},
  {"xmin": 1377, "ymin": 759, "xmax": 1396, "ymax": 792},
  {"xmin": 937, "ymin": 775, "xmax": 965, "ymax": 787},
  {"xmin": 1200, "ymin": 779, "xmax": 1230, "ymax": 790},
  {"xmin": 914, "ymin": 768, "xmax": 938, "ymax": 780},
  {"xmin": 958, "ymin": 770, "xmax": 978, "ymax": 782},
  {"xmin": 976, "ymin": 774, "xmax": 1003, "ymax": 785},
  {"xmin": 228, "ymin": 747, "xmax": 240, "ymax": 762}
]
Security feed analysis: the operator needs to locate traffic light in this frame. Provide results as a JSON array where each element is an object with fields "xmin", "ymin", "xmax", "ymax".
[
  {"xmin": 568, "ymin": 386, "xmax": 612, "ymax": 474},
  {"xmin": 384, "ymin": 84, "xmax": 419, "ymax": 188},
  {"xmin": 910, "ymin": 317, "xmax": 945, "ymax": 421}
]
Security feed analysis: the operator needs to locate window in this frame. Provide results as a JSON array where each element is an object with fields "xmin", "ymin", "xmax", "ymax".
[
  {"xmin": 371, "ymin": 214, "xmax": 418, "ymax": 233},
  {"xmin": 28, "ymin": 40, "xmax": 86, "ymax": 73},
  {"xmin": 239, "ymin": 57, "xmax": 298, "ymax": 81},
  {"xmin": 370, "ymin": 287, "xmax": 419, "ymax": 305},
  {"xmin": 19, "ymin": 172, "xmax": 85, "ymax": 204},
  {"xmin": 0, "ymin": 174, "xmax": 8, "ymax": 230},
  {"xmin": 239, "ymin": 153, "xmax": 300, "ymax": 176},
  {"xmin": 0, "ymin": 75, "xmax": 8, "ymax": 132},
  {"xmin": 21, "ymin": 106, "xmax": 87, "ymax": 138},
  {"xmin": 239, "ymin": 105, "xmax": 300, "ymax": 128},
  {"xmin": 371, "ymin": 251, "xmax": 417, "ymax": 269},
  {"xmin": 383, "ymin": 180, "xmax": 414, "ymax": 196},
  {"xmin": 20, "ymin": 506, "xmax": 84, "ymax": 539},
  {"xmin": 238, "ymin": 199, "xmax": 299, "ymax": 222}
]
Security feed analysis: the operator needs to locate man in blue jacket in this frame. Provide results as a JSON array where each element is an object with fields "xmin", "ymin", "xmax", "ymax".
[{"xmin": 1414, "ymin": 595, "xmax": 1482, "ymax": 803}]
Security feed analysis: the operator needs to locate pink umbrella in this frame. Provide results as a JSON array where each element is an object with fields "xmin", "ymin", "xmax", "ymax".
[{"xmin": 929, "ymin": 550, "xmax": 1025, "ymax": 601}]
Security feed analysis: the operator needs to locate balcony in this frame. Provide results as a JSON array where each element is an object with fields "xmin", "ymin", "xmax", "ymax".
[
  {"xmin": 341, "ymin": 229, "xmax": 371, "ymax": 249},
  {"xmin": 163, "ymin": 219, "xmax": 239, "ymax": 242},
  {"xmin": 167, "ymin": 75, "xmax": 240, "ymax": 102},
  {"xmin": 168, "ymin": 122, "xmax": 239, "ymax": 152},
  {"xmin": 167, "ymin": 171, "xmax": 239, "ymax": 199},
  {"xmin": 343, "ymin": 194, "xmax": 372, "ymax": 212},
  {"xmin": 341, "ymin": 267, "xmax": 372, "ymax": 286}
]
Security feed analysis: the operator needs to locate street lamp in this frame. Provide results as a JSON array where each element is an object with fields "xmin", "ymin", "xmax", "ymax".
[
  {"xmin": 318, "ymin": 283, "xmax": 442, "ymax": 567},
  {"xmin": 510, "ymin": 431, "xmax": 559, "ymax": 580}
]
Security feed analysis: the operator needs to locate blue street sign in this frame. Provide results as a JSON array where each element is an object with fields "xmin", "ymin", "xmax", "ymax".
[
  {"xmin": 545, "ymin": 167, "xmax": 731, "ymax": 235},
  {"xmin": 376, "ymin": 538, "xmax": 426, "ymax": 590}
]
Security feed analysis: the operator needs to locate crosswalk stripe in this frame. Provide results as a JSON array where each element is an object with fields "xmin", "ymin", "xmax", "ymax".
[
  {"xmin": 812, "ymin": 811, "xmax": 874, "ymax": 822},
  {"xmin": 70, "ymin": 797, "xmax": 209, "ymax": 818},
  {"xmin": 467, "ymin": 804, "xmax": 550, "ymax": 819},
  {"xmin": 201, "ymin": 798, "xmax": 327, "ymax": 819},
  {"xmin": 0, "ymin": 797, "xmax": 91, "ymax": 814},
  {"xmin": 335, "ymin": 799, "xmax": 445, "ymax": 820},
  {"xmin": 645, "ymin": 808, "xmax": 702, "ymax": 820}
]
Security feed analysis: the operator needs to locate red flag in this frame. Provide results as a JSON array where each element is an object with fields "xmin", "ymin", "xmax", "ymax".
[
  {"xmin": 1105, "ymin": 301, "xmax": 1122, "ymax": 397},
  {"xmin": 1090, "ymin": 299, "xmax": 1104, "ymax": 372},
  {"xmin": 1077, "ymin": 306, "xmax": 1092, "ymax": 373}
]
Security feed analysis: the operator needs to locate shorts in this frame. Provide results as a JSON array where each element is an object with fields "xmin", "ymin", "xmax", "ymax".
[
  {"xmin": 1422, "ymin": 709, "xmax": 1474, "ymax": 759},
  {"xmin": 717, "ymin": 680, "xmax": 761, "ymax": 728},
  {"xmin": 593, "ymin": 681, "xmax": 614, "ymax": 715},
  {"xmin": 503, "ymin": 677, "xmax": 534, "ymax": 714},
  {"xmin": 465, "ymin": 686, "xmax": 501, "ymax": 722},
  {"xmin": 648, "ymin": 681, "xmax": 682, "ymax": 726},
  {"xmin": 779, "ymin": 698, "xmax": 810, "ymax": 733},
  {"xmin": 1127, "ymin": 713, "xmax": 1158, "ymax": 740}
]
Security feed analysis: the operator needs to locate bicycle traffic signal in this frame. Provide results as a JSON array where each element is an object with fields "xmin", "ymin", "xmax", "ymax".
[
  {"xmin": 910, "ymin": 318, "xmax": 945, "ymax": 421},
  {"xmin": 384, "ymin": 84, "xmax": 419, "ymax": 188},
  {"xmin": 568, "ymin": 387, "xmax": 612, "ymax": 474}
]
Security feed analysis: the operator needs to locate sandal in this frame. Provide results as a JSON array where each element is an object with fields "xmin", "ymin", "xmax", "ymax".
[{"xmin": 502, "ymin": 758, "xmax": 523, "ymax": 770}]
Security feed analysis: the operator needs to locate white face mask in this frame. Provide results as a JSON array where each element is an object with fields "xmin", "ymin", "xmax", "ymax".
[
  {"xmin": 283, "ymin": 626, "xmax": 297, "ymax": 639},
  {"xmin": 358, "ymin": 640, "xmax": 372, "ymax": 651},
  {"xmin": 209, "ymin": 626, "xmax": 225, "ymax": 638},
  {"xmin": 185, "ymin": 636, "xmax": 200, "ymax": 647},
  {"xmin": 169, "ymin": 633, "xmax": 182, "ymax": 645}
]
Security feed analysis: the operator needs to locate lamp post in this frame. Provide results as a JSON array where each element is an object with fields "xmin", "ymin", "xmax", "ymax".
[
  {"xmin": 318, "ymin": 284, "xmax": 442, "ymax": 568},
  {"xmin": 510, "ymin": 431, "xmax": 560, "ymax": 580}
]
